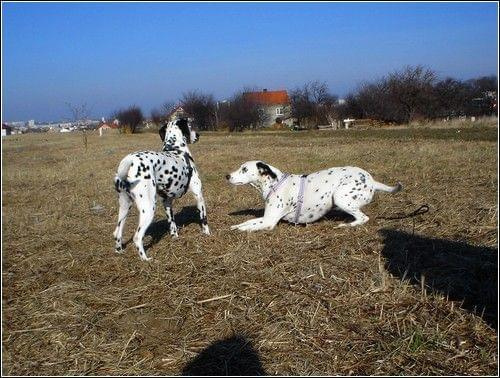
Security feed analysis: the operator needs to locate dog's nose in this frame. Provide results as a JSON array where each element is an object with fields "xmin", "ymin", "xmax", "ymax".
[{"xmin": 225, "ymin": 174, "xmax": 230, "ymax": 180}]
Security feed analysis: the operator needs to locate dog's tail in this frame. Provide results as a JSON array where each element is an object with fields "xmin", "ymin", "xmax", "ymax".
[
  {"xmin": 373, "ymin": 180, "xmax": 403, "ymax": 194},
  {"xmin": 114, "ymin": 155, "xmax": 135, "ymax": 193}
]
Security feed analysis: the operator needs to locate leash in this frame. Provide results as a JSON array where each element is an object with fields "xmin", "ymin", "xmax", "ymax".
[
  {"xmin": 265, "ymin": 173, "xmax": 290, "ymax": 202},
  {"xmin": 293, "ymin": 175, "xmax": 307, "ymax": 224},
  {"xmin": 375, "ymin": 204, "xmax": 430, "ymax": 220}
]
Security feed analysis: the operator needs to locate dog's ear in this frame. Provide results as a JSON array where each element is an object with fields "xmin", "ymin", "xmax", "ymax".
[
  {"xmin": 176, "ymin": 118, "xmax": 190, "ymax": 141},
  {"xmin": 256, "ymin": 162, "xmax": 277, "ymax": 179},
  {"xmin": 159, "ymin": 123, "xmax": 167, "ymax": 141}
]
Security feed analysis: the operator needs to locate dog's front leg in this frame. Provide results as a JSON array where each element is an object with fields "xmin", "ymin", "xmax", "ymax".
[
  {"xmin": 230, "ymin": 218, "xmax": 260, "ymax": 230},
  {"xmin": 232, "ymin": 216, "xmax": 281, "ymax": 232},
  {"xmin": 189, "ymin": 173, "xmax": 210, "ymax": 235},
  {"xmin": 231, "ymin": 205, "xmax": 284, "ymax": 232}
]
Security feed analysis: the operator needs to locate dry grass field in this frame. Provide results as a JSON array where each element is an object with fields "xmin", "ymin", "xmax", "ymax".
[{"xmin": 2, "ymin": 121, "xmax": 498, "ymax": 375}]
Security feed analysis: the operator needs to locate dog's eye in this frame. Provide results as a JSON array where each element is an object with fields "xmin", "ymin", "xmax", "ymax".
[{"xmin": 241, "ymin": 167, "xmax": 248, "ymax": 173}]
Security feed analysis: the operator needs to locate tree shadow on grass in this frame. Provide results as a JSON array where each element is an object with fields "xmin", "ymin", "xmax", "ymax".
[
  {"xmin": 145, "ymin": 205, "xmax": 200, "ymax": 247},
  {"xmin": 379, "ymin": 228, "xmax": 497, "ymax": 329},
  {"xmin": 181, "ymin": 335, "xmax": 266, "ymax": 376}
]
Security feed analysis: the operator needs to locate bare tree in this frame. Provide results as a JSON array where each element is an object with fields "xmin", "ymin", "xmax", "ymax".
[
  {"xmin": 355, "ymin": 66, "xmax": 437, "ymax": 123},
  {"xmin": 181, "ymin": 91, "xmax": 217, "ymax": 130},
  {"xmin": 432, "ymin": 78, "xmax": 471, "ymax": 117},
  {"xmin": 290, "ymin": 81, "xmax": 338, "ymax": 127},
  {"xmin": 162, "ymin": 101, "xmax": 177, "ymax": 119},
  {"xmin": 150, "ymin": 108, "xmax": 163, "ymax": 125},
  {"xmin": 220, "ymin": 91, "xmax": 269, "ymax": 131},
  {"xmin": 385, "ymin": 65, "xmax": 437, "ymax": 122},
  {"xmin": 335, "ymin": 94, "xmax": 363, "ymax": 121},
  {"xmin": 113, "ymin": 106, "xmax": 144, "ymax": 133},
  {"xmin": 66, "ymin": 102, "xmax": 92, "ymax": 122}
]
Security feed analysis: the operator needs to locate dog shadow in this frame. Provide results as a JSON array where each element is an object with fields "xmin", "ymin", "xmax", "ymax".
[
  {"xmin": 181, "ymin": 335, "xmax": 266, "ymax": 376},
  {"xmin": 144, "ymin": 205, "xmax": 200, "ymax": 247},
  {"xmin": 228, "ymin": 208, "xmax": 354, "ymax": 224},
  {"xmin": 379, "ymin": 228, "xmax": 497, "ymax": 329},
  {"xmin": 228, "ymin": 208, "xmax": 264, "ymax": 217}
]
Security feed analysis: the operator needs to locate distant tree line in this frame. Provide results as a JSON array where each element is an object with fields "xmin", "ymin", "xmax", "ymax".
[{"xmin": 112, "ymin": 65, "xmax": 497, "ymax": 133}]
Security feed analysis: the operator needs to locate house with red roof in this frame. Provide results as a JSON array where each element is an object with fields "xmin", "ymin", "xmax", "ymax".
[
  {"xmin": 243, "ymin": 89, "xmax": 292, "ymax": 128},
  {"xmin": 96, "ymin": 119, "xmax": 120, "ymax": 135}
]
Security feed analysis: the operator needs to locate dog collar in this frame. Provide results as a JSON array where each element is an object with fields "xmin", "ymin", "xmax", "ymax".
[{"xmin": 264, "ymin": 173, "xmax": 290, "ymax": 202}]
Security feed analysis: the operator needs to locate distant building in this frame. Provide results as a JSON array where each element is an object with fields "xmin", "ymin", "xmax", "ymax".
[
  {"xmin": 2, "ymin": 123, "xmax": 12, "ymax": 137},
  {"xmin": 167, "ymin": 105, "xmax": 187, "ymax": 122},
  {"xmin": 27, "ymin": 120, "xmax": 35, "ymax": 127},
  {"xmin": 97, "ymin": 120, "xmax": 120, "ymax": 136},
  {"xmin": 243, "ymin": 89, "xmax": 292, "ymax": 127}
]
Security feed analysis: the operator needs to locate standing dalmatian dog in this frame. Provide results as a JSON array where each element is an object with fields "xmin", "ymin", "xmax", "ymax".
[
  {"xmin": 226, "ymin": 161, "xmax": 402, "ymax": 232},
  {"xmin": 113, "ymin": 118, "xmax": 210, "ymax": 261}
]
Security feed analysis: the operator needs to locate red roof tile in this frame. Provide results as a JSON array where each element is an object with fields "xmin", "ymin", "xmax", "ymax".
[{"xmin": 244, "ymin": 90, "xmax": 290, "ymax": 105}]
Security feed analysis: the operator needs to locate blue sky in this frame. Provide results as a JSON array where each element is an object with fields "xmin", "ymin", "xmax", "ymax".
[{"xmin": 2, "ymin": 2, "xmax": 498, "ymax": 122}]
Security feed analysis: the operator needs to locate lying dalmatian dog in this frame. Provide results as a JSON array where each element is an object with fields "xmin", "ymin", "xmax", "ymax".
[
  {"xmin": 113, "ymin": 118, "xmax": 210, "ymax": 261},
  {"xmin": 226, "ymin": 161, "xmax": 402, "ymax": 232}
]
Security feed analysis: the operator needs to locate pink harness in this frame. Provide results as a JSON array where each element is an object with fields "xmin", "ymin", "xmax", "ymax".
[
  {"xmin": 265, "ymin": 174, "xmax": 307, "ymax": 224},
  {"xmin": 294, "ymin": 175, "xmax": 307, "ymax": 224},
  {"xmin": 264, "ymin": 174, "xmax": 290, "ymax": 202}
]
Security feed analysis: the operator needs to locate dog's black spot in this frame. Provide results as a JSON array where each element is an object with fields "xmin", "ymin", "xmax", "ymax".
[
  {"xmin": 315, "ymin": 189, "xmax": 319, "ymax": 192},
  {"xmin": 144, "ymin": 174, "xmax": 151, "ymax": 180},
  {"xmin": 142, "ymin": 210, "xmax": 145, "ymax": 213},
  {"xmin": 352, "ymin": 195, "xmax": 357, "ymax": 199}
]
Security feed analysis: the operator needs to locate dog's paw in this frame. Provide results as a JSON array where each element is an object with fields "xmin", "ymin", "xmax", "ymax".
[
  {"xmin": 202, "ymin": 226, "xmax": 211, "ymax": 235},
  {"xmin": 334, "ymin": 223, "xmax": 350, "ymax": 229}
]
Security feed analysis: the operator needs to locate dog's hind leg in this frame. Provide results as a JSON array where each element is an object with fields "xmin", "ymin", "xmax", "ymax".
[
  {"xmin": 333, "ymin": 192, "xmax": 370, "ymax": 228},
  {"xmin": 113, "ymin": 192, "xmax": 132, "ymax": 253},
  {"xmin": 162, "ymin": 197, "xmax": 178, "ymax": 238},
  {"xmin": 132, "ymin": 184, "xmax": 156, "ymax": 261},
  {"xmin": 334, "ymin": 208, "xmax": 369, "ymax": 228}
]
